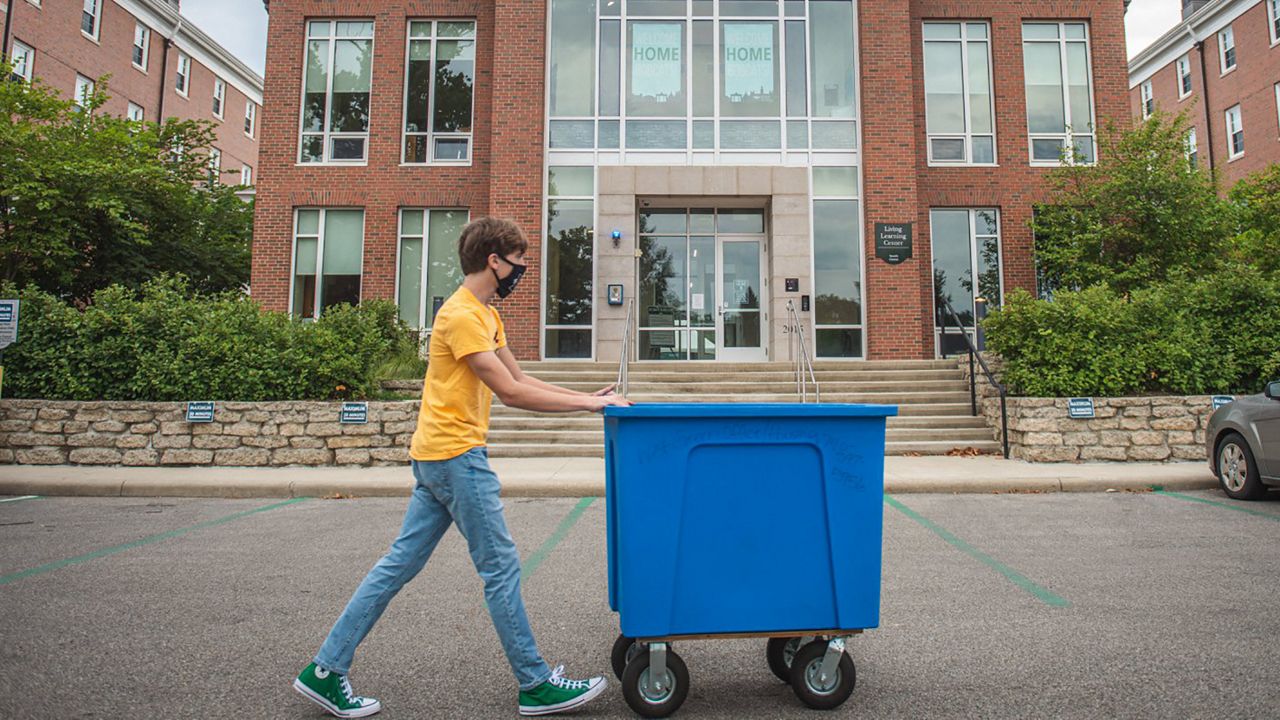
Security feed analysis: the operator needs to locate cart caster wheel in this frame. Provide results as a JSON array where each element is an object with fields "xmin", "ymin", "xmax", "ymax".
[
  {"xmin": 621, "ymin": 645, "xmax": 689, "ymax": 718},
  {"xmin": 789, "ymin": 640, "xmax": 856, "ymax": 710},
  {"xmin": 766, "ymin": 637, "xmax": 805, "ymax": 683},
  {"xmin": 612, "ymin": 634, "xmax": 641, "ymax": 681}
]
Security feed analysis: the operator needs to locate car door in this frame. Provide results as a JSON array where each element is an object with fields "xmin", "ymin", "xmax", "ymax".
[{"xmin": 1254, "ymin": 385, "xmax": 1280, "ymax": 479}]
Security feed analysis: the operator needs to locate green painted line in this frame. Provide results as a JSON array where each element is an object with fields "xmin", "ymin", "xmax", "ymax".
[
  {"xmin": 1154, "ymin": 490, "xmax": 1280, "ymax": 522},
  {"xmin": 885, "ymin": 495, "xmax": 1070, "ymax": 608},
  {"xmin": 0, "ymin": 495, "xmax": 40, "ymax": 504},
  {"xmin": 0, "ymin": 498, "xmax": 309, "ymax": 588},
  {"xmin": 521, "ymin": 497, "xmax": 596, "ymax": 582}
]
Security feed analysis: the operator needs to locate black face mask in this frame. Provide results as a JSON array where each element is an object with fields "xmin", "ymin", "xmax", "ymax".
[{"xmin": 492, "ymin": 256, "xmax": 527, "ymax": 299}]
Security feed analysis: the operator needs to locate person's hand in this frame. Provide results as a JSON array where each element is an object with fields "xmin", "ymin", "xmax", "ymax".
[
  {"xmin": 591, "ymin": 384, "xmax": 617, "ymax": 396},
  {"xmin": 586, "ymin": 394, "xmax": 633, "ymax": 413}
]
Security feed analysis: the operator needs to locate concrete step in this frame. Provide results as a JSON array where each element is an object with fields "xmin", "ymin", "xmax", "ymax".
[
  {"xmin": 484, "ymin": 439, "xmax": 1001, "ymax": 459},
  {"xmin": 599, "ymin": 391, "xmax": 973, "ymax": 405},
  {"xmin": 488, "ymin": 402, "xmax": 979, "ymax": 418},
  {"xmin": 488, "ymin": 414, "xmax": 990, "ymax": 431},
  {"xmin": 543, "ymin": 380, "xmax": 968, "ymax": 394},
  {"xmin": 516, "ymin": 360, "xmax": 960, "ymax": 371},
  {"xmin": 485, "ymin": 428, "xmax": 995, "ymax": 445}
]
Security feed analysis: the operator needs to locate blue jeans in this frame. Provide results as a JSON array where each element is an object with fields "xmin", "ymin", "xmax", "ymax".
[{"xmin": 314, "ymin": 447, "xmax": 553, "ymax": 690}]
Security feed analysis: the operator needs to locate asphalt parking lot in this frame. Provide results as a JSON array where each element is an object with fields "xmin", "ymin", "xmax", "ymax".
[{"xmin": 1, "ymin": 488, "xmax": 1278, "ymax": 719}]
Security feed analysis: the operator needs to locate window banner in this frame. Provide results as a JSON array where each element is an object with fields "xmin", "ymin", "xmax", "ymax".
[
  {"xmin": 631, "ymin": 23, "xmax": 683, "ymax": 99},
  {"xmin": 723, "ymin": 23, "xmax": 774, "ymax": 100}
]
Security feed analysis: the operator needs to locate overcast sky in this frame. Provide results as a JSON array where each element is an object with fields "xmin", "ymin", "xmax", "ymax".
[{"xmin": 180, "ymin": 0, "xmax": 1187, "ymax": 80}]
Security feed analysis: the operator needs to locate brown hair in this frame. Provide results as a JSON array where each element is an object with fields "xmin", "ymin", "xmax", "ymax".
[{"xmin": 457, "ymin": 217, "xmax": 529, "ymax": 274}]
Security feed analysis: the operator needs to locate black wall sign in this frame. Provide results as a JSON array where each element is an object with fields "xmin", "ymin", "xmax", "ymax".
[{"xmin": 875, "ymin": 223, "xmax": 913, "ymax": 265}]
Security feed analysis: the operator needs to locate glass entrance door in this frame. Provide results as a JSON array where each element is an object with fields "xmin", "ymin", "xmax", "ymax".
[{"xmin": 638, "ymin": 208, "xmax": 768, "ymax": 361}]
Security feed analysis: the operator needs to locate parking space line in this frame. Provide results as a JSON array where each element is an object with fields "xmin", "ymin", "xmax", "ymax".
[
  {"xmin": 0, "ymin": 496, "xmax": 40, "ymax": 504},
  {"xmin": 1154, "ymin": 490, "xmax": 1280, "ymax": 522},
  {"xmin": 0, "ymin": 498, "xmax": 309, "ymax": 588},
  {"xmin": 885, "ymin": 496, "xmax": 1071, "ymax": 608},
  {"xmin": 521, "ymin": 497, "xmax": 596, "ymax": 582}
]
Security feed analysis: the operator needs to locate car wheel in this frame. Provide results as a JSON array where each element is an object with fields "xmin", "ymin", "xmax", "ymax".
[{"xmin": 1217, "ymin": 433, "xmax": 1267, "ymax": 501}]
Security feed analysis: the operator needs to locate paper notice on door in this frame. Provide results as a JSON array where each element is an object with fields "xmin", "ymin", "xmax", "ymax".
[{"xmin": 691, "ymin": 293, "xmax": 705, "ymax": 311}]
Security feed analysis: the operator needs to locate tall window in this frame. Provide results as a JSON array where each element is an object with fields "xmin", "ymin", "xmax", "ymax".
[
  {"xmin": 812, "ymin": 167, "xmax": 862, "ymax": 358},
  {"xmin": 547, "ymin": 0, "xmax": 858, "ymax": 153},
  {"xmin": 1176, "ymin": 55, "xmax": 1191, "ymax": 98},
  {"xmin": 74, "ymin": 74, "xmax": 95, "ymax": 108},
  {"xmin": 208, "ymin": 148, "xmax": 221, "ymax": 185},
  {"xmin": 292, "ymin": 209, "xmax": 365, "ymax": 319},
  {"xmin": 241, "ymin": 165, "xmax": 253, "ymax": 186},
  {"xmin": 544, "ymin": 167, "xmax": 595, "ymax": 358},
  {"xmin": 1218, "ymin": 26, "xmax": 1235, "ymax": 73},
  {"xmin": 1225, "ymin": 105, "xmax": 1244, "ymax": 158},
  {"xmin": 127, "ymin": 101, "xmax": 144, "ymax": 122},
  {"xmin": 175, "ymin": 53, "xmax": 190, "ymax": 96},
  {"xmin": 403, "ymin": 20, "xmax": 476, "ymax": 164},
  {"xmin": 1275, "ymin": 83, "xmax": 1280, "ymax": 135},
  {"xmin": 1269, "ymin": 0, "xmax": 1279, "ymax": 45},
  {"xmin": 133, "ymin": 24, "xmax": 149, "ymax": 70},
  {"xmin": 1140, "ymin": 80, "xmax": 1153, "ymax": 119},
  {"xmin": 244, "ymin": 101, "xmax": 257, "ymax": 137},
  {"xmin": 82, "ymin": 0, "xmax": 101, "ymax": 40},
  {"xmin": 1186, "ymin": 127, "xmax": 1198, "ymax": 168},
  {"xmin": 10, "ymin": 41, "xmax": 33, "ymax": 83},
  {"xmin": 396, "ymin": 209, "xmax": 470, "ymax": 330},
  {"xmin": 1023, "ymin": 22, "xmax": 1096, "ymax": 165},
  {"xmin": 931, "ymin": 208, "xmax": 1001, "ymax": 357},
  {"xmin": 923, "ymin": 22, "xmax": 995, "ymax": 165},
  {"xmin": 301, "ymin": 20, "xmax": 373, "ymax": 163},
  {"xmin": 213, "ymin": 79, "xmax": 226, "ymax": 118}
]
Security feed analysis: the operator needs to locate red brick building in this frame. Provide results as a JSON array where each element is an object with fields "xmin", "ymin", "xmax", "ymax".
[
  {"xmin": 1129, "ymin": 0, "xmax": 1280, "ymax": 187},
  {"xmin": 252, "ymin": 1, "xmax": 1131, "ymax": 362},
  {"xmin": 3, "ymin": 0, "xmax": 263, "ymax": 187}
]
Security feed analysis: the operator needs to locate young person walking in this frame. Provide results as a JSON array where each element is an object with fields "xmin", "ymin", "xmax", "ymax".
[{"xmin": 293, "ymin": 218, "xmax": 631, "ymax": 718}]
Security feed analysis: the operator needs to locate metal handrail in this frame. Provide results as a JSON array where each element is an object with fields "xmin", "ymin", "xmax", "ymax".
[
  {"xmin": 785, "ymin": 300, "xmax": 820, "ymax": 403},
  {"xmin": 936, "ymin": 296, "xmax": 1009, "ymax": 459},
  {"xmin": 615, "ymin": 298, "xmax": 635, "ymax": 397}
]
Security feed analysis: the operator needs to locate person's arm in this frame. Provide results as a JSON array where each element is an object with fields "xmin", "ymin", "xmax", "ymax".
[
  {"xmin": 496, "ymin": 347, "xmax": 598, "ymax": 397},
  {"xmin": 467, "ymin": 350, "xmax": 627, "ymax": 413}
]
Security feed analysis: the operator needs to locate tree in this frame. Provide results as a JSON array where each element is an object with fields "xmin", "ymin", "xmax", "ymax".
[
  {"xmin": 1226, "ymin": 163, "xmax": 1280, "ymax": 276},
  {"xmin": 1029, "ymin": 112, "xmax": 1231, "ymax": 295},
  {"xmin": 0, "ymin": 72, "xmax": 252, "ymax": 301}
]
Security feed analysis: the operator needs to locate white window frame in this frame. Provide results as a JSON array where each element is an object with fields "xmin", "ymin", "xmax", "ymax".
[
  {"xmin": 81, "ymin": 0, "xmax": 101, "ymax": 42},
  {"xmin": 127, "ymin": 101, "xmax": 144, "ymax": 121},
  {"xmin": 10, "ymin": 40, "xmax": 34, "ymax": 83},
  {"xmin": 244, "ymin": 101, "xmax": 257, "ymax": 138},
  {"xmin": 1269, "ymin": 0, "xmax": 1280, "ymax": 46},
  {"xmin": 175, "ymin": 53, "xmax": 190, "ymax": 97},
  {"xmin": 212, "ymin": 78, "xmax": 226, "ymax": 119},
  {"xmin": 395, "ymin": 208, "xmax": 473, "ymax": 331},
  {"xmin": 1218, "ymin": 26, "xmax": 1235, "ymax": 75},
  {"xmin": 930, "ymin": 208, "xmax": 1004, "ymax": 358},
  {"xmin": 1140, "ymin": 80, "xmax": 1153, "ymax": 119},
  {"xmin": 1023, "ymin": 22, "xmax": 1098, "ymax": 167},
  {"xmin": 208, "ymin": 147, "xmax": 222, "ymax": 184},
  {"xmin": 923, "ymin": 21, "xmax": 998, "ymax": 167},
  {"xmin": 1186, "ymin": 127, "xmax": 1197, "ymax": 167},
  {"xmin": 1225, "ymin": 105, "xmax": 1244, "ymax": 159},
  {"xmin": 74, "ymin": 74, "xmax": 95, "ymax": 108},
  {"xmin": 1175, "ymin": 55, "xmax": 1192, "ymax": 99},
  {"xmin": 289, "ymin": 209, "xmax": 367, "ymax": 320},
  {"xmin": 133, "ymin": 23, "xmax": 150, "ymax": 71},
  {"xmin": 401, "ymin": 20, "xmax": 477, "ymax": 166},
  {"xmin": 1275, "ymin": 83, "xmax": 1280, "ymax": 137},
  {"xmin": 298, "ymin": 19, "xmax": 375, "ymax": 165},
  {"xmin": 241, "ymin": 165, "xmax": 253, "ymax": 186}
]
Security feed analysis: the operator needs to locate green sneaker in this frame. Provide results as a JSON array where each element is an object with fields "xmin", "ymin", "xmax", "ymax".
[
  {"xmin": 292, "ymin": 662, "xmax": 382, "ymax": 718},
  {"xmin": 518, "ymin": 665, "xmax": 608, "ymax": 716}
]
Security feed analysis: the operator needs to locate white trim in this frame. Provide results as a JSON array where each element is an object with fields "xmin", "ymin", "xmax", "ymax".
[
  {"xmin": 1217, "ymin": 26, "xmax": 1236, "ymax": 74},
  {"xmin": 175, "ymin": 52, "xmax": 190, "ymax": 97},
  {"xmin": 74, "ymin": 74, "xmax": 95, "ymax": 108},
  {"xmin": 127, "ymin": 101, "xmax": 145, "ymax": 121},
  {"xmin": 244, "ymin": 101, "xmax": 257, "ymax": 138},
  {"xmin": 929, "ymin": 208, "xmax": 1004, "ymax": 358},
  {"xmin": 400, "ymin": 19, "xmax": 477, "ymax": 167},
  {"xmin": 1023, "ymin": 21, "xmax": 1097, "ymax": 167},
  {"xmin": 1269, "ymin": 0, "xmax": 1280, "ymax": 45},
  {"xmin": 81, "ymin": 0, "xmax": 102, "ymax": 43},
  {"xmin": 10, "ymin": 40, "xmax": 34, "ymax": 83},
  {"xmin": 289, "ymin": 208, "xmax": 367, "ymax": 320},
  {"xmin": 923, "ymin": 21, "xmax": 998, "ymax": 167},
  {"xmin": 132, "ymin": 22, "xmax": 150, "ymax": 72},
  {"xmin": 1128, "ymin": 0, "xmax": 1256, "ymax": 89},
  {"xmin": 212, "ymin": 78, "xmax": 226, "ymax": 119},
  {"xmin": 298, "ymin": 19, "xmax": 374, "ymax": 165},
  {"xmin": 1225, "ymin": 104, "xmax": 1244, "ymax": 159},
  {"xmin": 1186, "ymin": 126, "xmax": 1199, "ymax": 166},
  {"xmin": 1140, "ymin": 80, "xmax": 1154, "ymax": 119},
  {"xmin": 240, "ymin": 164, "xmax": 252, "ymax": 186},
  {"xmin": 394, "ymin": 208, "xmax": 473, "ymax": 331},
  {"xmin": 1175, "ymin": 55, "xmax": 1192, "ymax": 99},
  {"xmin": 1275, "ymin": 83, "xmax": 1280, "ymax": 137}
]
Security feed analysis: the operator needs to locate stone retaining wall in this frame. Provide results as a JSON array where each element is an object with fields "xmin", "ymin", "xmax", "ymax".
[{"xmin": 0, "ymin": 400, "xmax": 420, "ymax": 467}]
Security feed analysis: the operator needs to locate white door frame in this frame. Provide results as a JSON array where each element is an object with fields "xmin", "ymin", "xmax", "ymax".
[{"xmin": 716, "ymin": 235, "xmax": 768, "ymax": 362}]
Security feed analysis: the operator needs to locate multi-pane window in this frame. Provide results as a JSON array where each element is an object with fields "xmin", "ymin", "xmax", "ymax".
[
  {"xmin": 812, "ymin": 167, "xmax": 862, "ymax": 358},
  {"xmin": 931, "ymin": 208, "xmax": 1001, "ymax": 357},
  {"xmin": 127, "ymin": 102, "xmax": 144, "ymax": 122},
  {"xmin": 301, "ymin": 20, "xmax": 373, "ymax": 163},
  {"xmin": 396, "ymin": 209, "xmax": 470, "ymax": 330},
  {"xmin": 923, "ymin": 22, "xmax": 995, "ymax": 165},
  {"xmin": 208, "ymin": 148, "xmax": 221, "ymax": 185},
  {"xmin": 1140, "ymin": 80, "xmax": 1153, "ymax": 119},
  {"xmin": 403, "ymin": 20, "xmax": 476, "ymax": 164},
  {"xmin": 74, "ymin": 74, "xmax": 95, "ymax": 108},
  {"xmin": 1275, "ymin": 83, "xmax": 1280, "ymax": 135},
  {"xmin": 544, "ymin": 167, "xmax": 594, "ymax": 358},
  {"xmin": 82, "ymin": 0, "xmax": 100, "ymax": 39},
  {"xmin": 213, "ymin": 78, "xmax": 225, "ymax": 118},
  {"xmin": 1218, "ymin": 26, "xmax": 1235, "ymax": 73},
  {"xmin": 1226, "ymin": 105, "xmax": 1244, "ymax": 158},
  {"xmin": 244, "ymin": 102, "xmax": 257, "ymax": 137},
  {"xmin": 1176, "ymin": 55, "xmax": 1192, "ymax": 98},
  {"xmin": 1186, "ymin": 127, "xmax": 1198, "ymax": 168},
  {"xmin": 241, "ymin": 165, "xmax": 253, "ymax": 186},
  {"xmin": 10, "ymin": 41, "xmax": 33, "ymax": 83},
  {"xmin": 292, "ymin": 209, "xmax": 365, "ymax": 319},
  {"xmin": 175, "ymin": 53, "xmax": 190, "ymax": 96},
  {"xmin": 547, "ymin": 0, "xmax": 858, "ymax": 153},
  {"xmin": 133, "ymin": 24, "xmax": 149, "ymax": 70},
  {"xmin": 1023, "ymin": 22, "xmax": 1096, "ymax": 165},
  {"xmin": 1269, "ymin": 0, "xmax": 1279, "ymax": 45}
]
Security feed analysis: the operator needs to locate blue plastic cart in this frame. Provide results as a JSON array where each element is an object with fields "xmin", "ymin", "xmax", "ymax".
[{"xmin": 603, "ymin": 403, "xmax": 898, "ymax": 717}]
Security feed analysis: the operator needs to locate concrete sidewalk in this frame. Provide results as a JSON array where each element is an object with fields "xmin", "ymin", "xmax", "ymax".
[{"xmin": 0, "ymin": 455, "xmax": 1217, "ymax": 498}]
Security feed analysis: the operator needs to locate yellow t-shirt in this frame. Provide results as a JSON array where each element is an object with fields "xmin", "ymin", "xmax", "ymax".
[{"xmin": 409, "ymin": 287, "xmax": 507, "ymax": 461}]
